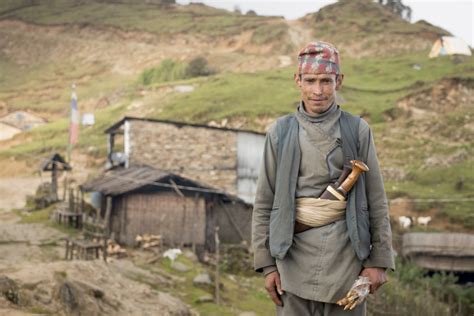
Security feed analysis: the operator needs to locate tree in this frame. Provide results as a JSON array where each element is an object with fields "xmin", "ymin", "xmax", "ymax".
[
  {"xmin": 246, "ymin": 10, "xmax": 257, "ymax": 16},
  {"xmin": 377, "ymin": 0, "xmax": 412, "ymax": 21}
]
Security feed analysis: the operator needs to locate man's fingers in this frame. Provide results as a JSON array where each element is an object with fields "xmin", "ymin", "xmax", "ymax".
[
  {"xmin": 275, "ymin": 272, "xmax": 284, "ymax": 296},
  {"xmin": 268, "ymin": 287, "xmax": 283, "ymax": 306},
  {"xmin": 370, "ymin": 283, "xmax": 378, "ymax": 294},
  {"xmin": 264, "ymin": 271, "xmax": 283, "ymax": 306}
]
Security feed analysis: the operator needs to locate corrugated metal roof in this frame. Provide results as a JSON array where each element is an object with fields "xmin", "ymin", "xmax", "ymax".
[
  {"xmin": 81, "ymin": 166, "xmax": 173, "ymax": 196},
  {"xmin": 80, "ymin": 166, "xmax": 251, "ymax": 206},
  {"xmin": 104, "ymin": 116, "xmax": 265, "ymax": 136}
]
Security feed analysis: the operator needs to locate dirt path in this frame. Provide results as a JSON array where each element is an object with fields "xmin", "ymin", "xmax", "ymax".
[
  {"xmin": 0, "ymin": 177, "xmax": 42, "ymax": 212},
  {"xmin": 287, "ymin": 20, "xmax": 313, "ymax": 48},
  {"xmin": 0, "ymin": 176, "xmax": 192, "ymax": 315}
]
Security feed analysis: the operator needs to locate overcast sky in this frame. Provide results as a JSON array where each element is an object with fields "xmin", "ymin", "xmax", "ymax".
[{"xmin": 176, "ymin": 0, "xmax": 473, "ymax": 47}]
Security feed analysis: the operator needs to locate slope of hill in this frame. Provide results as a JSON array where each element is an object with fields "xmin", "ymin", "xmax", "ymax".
[
  {"xmin": 0, "ymin": 0, "xmax": 291, "ymax": 118},
  {"xmin": 0, "ymin": 0, "xmax": 285, "ymax": 39},
  {"xmin": 300, "ymin": 0, "xmax": 450, "ymax": 57}
]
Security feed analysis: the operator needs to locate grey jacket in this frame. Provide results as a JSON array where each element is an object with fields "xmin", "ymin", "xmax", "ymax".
[{"xmin": 252, "ymin": 108, "xmax": 395, "ymax": 273}]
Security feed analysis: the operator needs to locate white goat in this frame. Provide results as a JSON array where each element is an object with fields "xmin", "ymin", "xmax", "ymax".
[
  {"xmin": 417, "ymin": 216, "xmax": 432, "ymax": 227},
  {"xmin": 398, "ymin": 216, "xmax": 412, "ymax": 229}
]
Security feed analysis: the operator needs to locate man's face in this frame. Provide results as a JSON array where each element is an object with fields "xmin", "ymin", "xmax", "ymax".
[{"xmin": 295, "ymin": 73, "xmax": 343, "ymax": 115}]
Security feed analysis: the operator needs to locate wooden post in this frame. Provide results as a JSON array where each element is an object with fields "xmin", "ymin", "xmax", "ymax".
[
  {"xmin": 180, "ymin": 203, "xmax": 186, "ymax": 249},
  {"xmin": 214, "ymin": 226, "xmax": 220, "ymax": 305},
  {"xmin": 103, "ymin": 196, "xmax": 112, "ymax": 262},
  {"xmin": 80, "ymin": 189, "xmax": 84, "ymax": 213},
  {"xmin": 65, "ymin": 238, "xmax": 70, "ymax": 260},
  {"xmin": 75, "ymin": 187, "xmax": 80, "ymax": 213},
  {"xmin": 192, "ymin": 193, "xmax": 199, "ymax": 254},
  {"xmin": 62, "ymin": 176, "xmax": 68, "ymax": 201},
  {"xmin": 52, "ymin": 162, "xmax": 58, "ymax": 201},
  {"xmin": 69, "ymin": 189, "xmax": 74, "ymax": 213}
]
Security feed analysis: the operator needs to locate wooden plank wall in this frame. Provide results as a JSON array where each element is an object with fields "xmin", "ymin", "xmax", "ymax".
[
  {"xmin": 114, "ymin": 191, "xmax": 206, "ymax": 246},
  {"xmin": 215, "ymin": 201, "xmax": 252, "ymax": 244}
]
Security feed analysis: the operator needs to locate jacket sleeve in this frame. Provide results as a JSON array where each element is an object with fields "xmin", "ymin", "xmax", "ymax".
[
  {"xmin": 252, "ymin": 123, "xmax": 279, "ymax": 272},
  {"xmin": 359, "ymin": 121, "xmax": 396, "ymax": 271}
]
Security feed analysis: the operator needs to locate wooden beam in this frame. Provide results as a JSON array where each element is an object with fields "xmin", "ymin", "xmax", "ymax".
[
  {"xmin": 169, "ymin": 179, "xmax": 185, "ymax": 198},
  {"xmin": 103, "ymin": 196, "xmax": 112, "ymax": 262}
]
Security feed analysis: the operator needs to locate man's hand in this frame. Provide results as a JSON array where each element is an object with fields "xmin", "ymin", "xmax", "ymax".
[
  {"xmin": 360, "ymin": 267, "xmax": 387, "ymax": 294},
  {"xmin": 264, "ymin": 270, "xmax": 284, "ymax": 306}
]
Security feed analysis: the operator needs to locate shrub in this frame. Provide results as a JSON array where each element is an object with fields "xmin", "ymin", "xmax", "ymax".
[
  {"xmin": 185, "ymin": 57, "xmax": 215, "ymax": 78},
  {"xmin": 139, "ymin": 57, "xmax": 214, "ymax": 86},
  {"xmin": 139, "ymin": 59, "xmax": 186, "ymax": 85}
]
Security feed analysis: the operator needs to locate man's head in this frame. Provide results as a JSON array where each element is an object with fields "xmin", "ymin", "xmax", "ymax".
[{"xmin": 295, "ymin": 41, "xmax": 344, "ymax": 115}]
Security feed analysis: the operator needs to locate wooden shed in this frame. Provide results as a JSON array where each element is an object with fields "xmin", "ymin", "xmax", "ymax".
[{"xmin": 80, "ymin": 166, "xmax": 252, "ymax": 252}]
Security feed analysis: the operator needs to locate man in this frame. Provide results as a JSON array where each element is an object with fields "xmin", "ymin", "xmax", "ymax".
[{"xmin": 252, "ymin": 41, "xmax": 395, "ymax": 315}]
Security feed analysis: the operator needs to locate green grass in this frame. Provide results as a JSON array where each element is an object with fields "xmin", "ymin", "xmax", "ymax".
[
  {"xmin": 133, "ymin": 247, "xmax": 473, "ymax": 315},
  {"xmin": 250, "ymin": 22, "xmax": 289, "ymax": 45},
  {"xmin": 0, "ymin": 59, "xmax": 131, "ymax": 114},
  {"xmin": 0, "ymin": 0, "xmax": 285, "ymax": 38},
  {"xmin": 13, "ymin": 205, "xmax": 56, "ymax": 224},
  {"xmin": 342, "ymin": 53, "xmax": 474, "ymax": 92},
  {"xmin": 134, "ymin": 253, "xmax": 274, "ymax": 315},
  {"xmin": 154, "ymin": 68, "xmax": 299, "ymax": 127},
  {"xmin": 154, "ymin": 53, "xmax": 473, "ymax": 127}
]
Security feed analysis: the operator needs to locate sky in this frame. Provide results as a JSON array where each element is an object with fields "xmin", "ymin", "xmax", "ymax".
[{"xmin": 176, "ymin": 0, "xmax": 473, "ymax": 47}]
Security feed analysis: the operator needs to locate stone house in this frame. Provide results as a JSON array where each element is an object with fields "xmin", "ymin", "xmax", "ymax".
[
  {"xmin": 0, "ymin": 122, "xmax": 21, "ymax": 141},
  {"xmin": 81, "ymin": 166, "xmax": 252, "ymax": 251},
  {"xmin": 0, "ymin": 111, "xmax": 46, "ymax": 131},
  {"xmin": 104, "ymin": 116, "xmax": 265, "ymax": 203}
]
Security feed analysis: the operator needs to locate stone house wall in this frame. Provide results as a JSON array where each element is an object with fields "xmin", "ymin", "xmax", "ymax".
[{"xmin": 127, "ymin": 120, "xmax": 238, "ymax": 194}]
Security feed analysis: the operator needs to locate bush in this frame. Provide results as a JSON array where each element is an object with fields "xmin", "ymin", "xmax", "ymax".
[
  {"xmin": 139, "ymin": 57, "xmax": 214, "ymax": 86},
  {"xmin": 368, "ymin": 257, "xmax": 474, "ymax": 315},
  {"xmin": 185, "ymin": 57, "xmax": 215, "ymax": 78},
  {"xmin": 139, "ymin": 59, "xmax": 186, "ymax": 85}
]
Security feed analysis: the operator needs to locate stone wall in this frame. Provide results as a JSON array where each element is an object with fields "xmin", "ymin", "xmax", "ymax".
[{"xmin": 128, "ymin": 120, "xmax": 238, "ymax": 194}]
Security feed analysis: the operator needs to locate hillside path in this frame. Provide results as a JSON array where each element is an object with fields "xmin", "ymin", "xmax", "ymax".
[
  {"xmin": 287, "ymin": 20, "xmax": 313, "ymax": 48},
  {"xmin": 0, "ymin": 177, "xmax": 42, "ymax": 212}
]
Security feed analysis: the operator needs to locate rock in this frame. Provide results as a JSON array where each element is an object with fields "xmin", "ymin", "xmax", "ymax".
[
  {"xmin": 173, "ymin": 85, "xmax": 194, "ymax": 93},
  {"xmin": 193, "ymin": 273, "xmax": 212, "ymax": 286},
  {"xmin": 0, "ymin": 276, "xmax": 19, "ymax": 305},
  {"xmin": 56, "ymin": 282, "xmax": 79, "ymax": 313},
  {"xmin": 183, "ymin": 250, "xmax": 198, "ymax": 262},
  {"xmin": 196, "ymin": 294, "xmax": 214, "ymax": 303},
  {"xmin": 0, "ymin": 276, "xmax": 17, "ymax": 293},
  {"xmin": 171, "ymin": 262, "xmax": 191, "ymax": 273}
]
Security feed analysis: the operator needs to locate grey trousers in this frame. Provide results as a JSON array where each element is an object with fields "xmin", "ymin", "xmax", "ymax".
[{"xmin": 276, "ymin": 291, "xmax": 366, "ymax": 316}]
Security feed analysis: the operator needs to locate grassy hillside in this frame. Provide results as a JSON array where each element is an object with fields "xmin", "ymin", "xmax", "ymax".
[
  {"xmin": 155, "ymin": 52, "xmax": 473, "ymax": 126},
  {"xmin": 0, "ymin": 0, "xmax": 287, "ymax": 39},
  {"xmin": 301, "ymin": 0, "xmax": 449, "ymax": 57}
]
